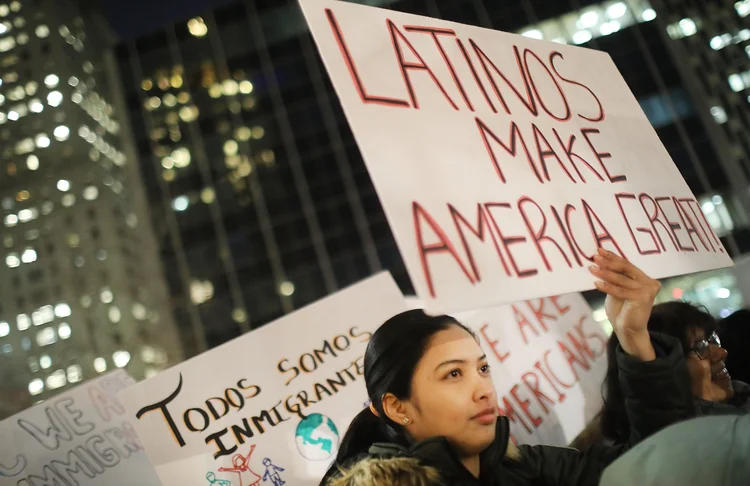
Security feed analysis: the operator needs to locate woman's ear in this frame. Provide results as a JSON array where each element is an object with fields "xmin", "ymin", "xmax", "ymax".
[{"xmin": 381, "ymin": 392, "xmax": 411, "ymax": 426}]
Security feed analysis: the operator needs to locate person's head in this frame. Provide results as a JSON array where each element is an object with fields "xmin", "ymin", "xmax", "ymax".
[
  {"xmin": 263, "ymin": 458, "xmax": 271, "ymax": 466},
  {"xmin": 601, "ymin": 301, "xmax": 732, "ymax": 442},
  {"xmin": 719, "ymin": 309, "xmax": 750, "ymax": 384},
  {"xmin": 327, "ymin": 457, "xmax": 443, "ymax": 486},
  {"xmin": 335, "ymin": 310, "xmax": 497, "ymax": 464}
]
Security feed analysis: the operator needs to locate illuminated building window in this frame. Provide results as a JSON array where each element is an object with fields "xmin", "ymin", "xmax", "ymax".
[
  {"xmin": 178, "ymin": 105, "xmax": 198, "ymax": 122},
  {"xmin": 94, "ymin": 357, "xmax": 107, "ymax": 373},
  {"xmin": 201, "ymin": 187, "xmax": 215, "ymax": 204},
  {"xmin": 0, "ymin": 321, "xmax": 8, "ymax": 337},
  {"xmin": 35, "ymin": 24, "xmax": 49, "ymax": 38},
  {"xmin": 100, "ymin": 288, "xmax": 113, "ymax": 303},
  {"xmin": 16, "ymin": 33, "xmax": 27, "ymax": 45},
  {"xmin": 17, "ymin": 313, "xmax": 30, "ymax": 331},
  {"xmin": 9, "ymin": 85, "xmax": 24, "ymax": 101},
  {"xmin": 62, "ymin": 194, "xmax": 76, "ymax": 207},
  {"xmin": 239, "ymin": 80, "xmax": 253, "ymax": 94},
  {"xmin": 141, "ymin": 78, "xmax": 153, "ymax": 91},
  {"xmin": 279, "ymin": 281, "xmax": 295, "ymax": 297},
  {"xmin": 0, "ymin": 5, "xmax": 8, "ymax": 17},
  {"xmin": 223, "ymin": 139, "xmax": 238, "ymax": 156},
  {"xmin": 32, "ymin": 306, "xmax": 54, "ymax": 326},
  {"xmin": 83, "ymin": 186, "xmax": 98, "ymax": 201},
  {"xmin": 36, "ymin": 327, "xmax": 57, "ymax": 347},
  {"xmin": 172, "ymin": 147, "xmax": 191, "ymax": 167},
  {"xmin": 15, "ymin": 137, "xmax": 33, "ymax": 154},
  {"xmin": 667, "ymin": 18, "xmax": 698, "ymax": 39},
  {"xmin": 187, "ymin": 17, "xmax": 208, "ymax": 37},
  {"xmin": 29, "ymin": 98, "xmax": 43, "ymax": 113},
  {"xmin": 728, "ymin": 71, "xmax": 750, "ymax": 92},
  {"xmin": 28, "ymin": 378, "xmax": 44, "ymax": 395},
  {"xmin": 108, "ymin": 306, "xmax": 121, "ymax": 323},
  {"xmin": 132, "ymin": 303, "xmax": 147, "ymax": 320},
  {"xmin": 13, "ymin": 16, "xmax": 23, "ymax": 28},
  {"xmin": 232, "ymin": 308, "xmax": 247, "ymax": 324},
  {"xmin": 9, "ymin": 2, "xmax": 20, "ymax": 12},
  {"xmin": 54, "ymin": 303, "xmax": 71, "ymax": 318},
  {"xmin": 172, "ymin": 195, "xmax": 189, "ymax": 212},
  {"xmin": 113, "ymin": 350, "xmax": 131, "ymax": 368},
  {"xmin": 53, "ymin": 125, "xmax": 70, "ymax": 141},
  {"xmin": 46, "ymin": 369, "xmax": 66, "ymax": 389},
  {"xmin": 57, "ymin": 179, "xmax": 70, "ymax": 192},
  {"xmin": 58, "ymin": 322, "xmax": 71, "ymax": 339},
  {"xmin": 0, "ymin": 36, "xmax": 15, "ymax": 52},
  {"xmin": 4, "ymin": 214, "xmax": 18, "ymax": 227},
  {"xmin": 21, "ymin": 247, "xmax": 36, "ymax": 263},
  {"xmin": 737, "ymin": 0, "xmax": 750, "ymax": 17},
  {"xmin": 163, "ymin": 93, "xmax": 177, "ymax": 107},
  {"xmin": 711, "ymin": 106, "xmax": 728, "ymax": 124},
  {"xmin": 47, "ymin": 90, "xmax": 62, "ymax": 107},
  {"xmin": 67, "ymin": 365, "xmax": 82, "ymax": 383},
  {"xmin": 5, "ymin": 253, "xmax": 20, "ymax": 268},
  {"xmin": 39, "ymin": 355, "xmax": 51, "ymax": 369}
]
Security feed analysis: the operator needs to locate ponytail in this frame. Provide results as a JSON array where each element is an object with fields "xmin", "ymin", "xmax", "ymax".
[{"xmin": 320, "ymin": 408, "xmax": 409, "ymax": 486}]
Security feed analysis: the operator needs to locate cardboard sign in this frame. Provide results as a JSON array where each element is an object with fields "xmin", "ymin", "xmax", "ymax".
[
  {"xmin": 300, "ymin": 0, "xmax": 733, "ymax": 314},
  {"xmin": 118, "ymin": 273, "xmax": 407, "ymax": 486},
  {"xmin": 405, "ymin": 293, "xmax": 607, "ymax": 446},
  {"xmin": 0, "ymin": 370, "xmax": 162, "ymax": 486}
]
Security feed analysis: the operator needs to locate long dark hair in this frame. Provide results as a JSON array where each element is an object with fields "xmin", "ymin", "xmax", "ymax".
[
  {"xmin": 600, "ymin": 301, "xmax": 717, "ymax": 443},
  {"xmin": 321, "ymin": 309, "xmax": 471, "ymax": 484}
]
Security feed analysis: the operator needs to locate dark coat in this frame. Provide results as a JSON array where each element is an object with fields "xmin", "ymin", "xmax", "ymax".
[
  {"xmin": 694, "ymin": 380, "xmax": 750, "ymax": 415},
  {"xmin": 322, "ymin": 333, "xmax": 693, "ymax": 486}
]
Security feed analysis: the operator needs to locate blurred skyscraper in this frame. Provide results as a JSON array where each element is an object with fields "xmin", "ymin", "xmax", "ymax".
[
  {"xmin": 114, "ymin": 0, "xmax": 750, "ymax": 356},
  {"xmin": 0, "ymin": 0, "xmax": 182, "ymax": 418}
]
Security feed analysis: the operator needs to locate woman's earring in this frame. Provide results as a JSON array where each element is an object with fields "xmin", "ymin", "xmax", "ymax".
[{"xmin": 403, "ymin": 417, "xmax": 410, "ymax": 425}]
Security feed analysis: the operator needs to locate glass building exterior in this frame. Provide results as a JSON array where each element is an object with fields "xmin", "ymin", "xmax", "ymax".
[
  {"xmin": 0, "ymin": 0, "xmax": 182, "ymax": 418},
  {"xmin": 115, "ymin": 0, "xmax": 750, "ymax": 356}
]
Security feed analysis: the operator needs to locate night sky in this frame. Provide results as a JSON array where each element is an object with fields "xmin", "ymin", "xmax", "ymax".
[{"xmin": 100, "ymin": 0, "xmax": 238, "ymax": 39}]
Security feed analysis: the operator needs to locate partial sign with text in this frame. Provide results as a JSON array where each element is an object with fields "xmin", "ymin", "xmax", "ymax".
[
  {"xmin": 301, "ymin": 0, "xmax": 732, "ymax": 314},
  {"xmin": 118, "ymin": 273, "xmax": 407, "ymax": 486}
]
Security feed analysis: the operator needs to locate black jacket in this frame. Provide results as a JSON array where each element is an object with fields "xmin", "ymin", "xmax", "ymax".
[
  {"xmin": 694, "ymin": 380, "xmax": 750, "ymax": 415},
  {"xmin": 322, "ymin": 333, "xmax": 693, "ymax": 486}
]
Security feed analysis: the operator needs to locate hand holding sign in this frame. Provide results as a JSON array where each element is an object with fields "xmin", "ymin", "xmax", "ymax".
[{"xmin": 590, "ymin": 249, "xmax": 660, "ymax": 361}]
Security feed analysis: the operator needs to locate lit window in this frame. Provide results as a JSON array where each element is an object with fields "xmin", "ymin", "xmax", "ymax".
[
  {"xmin": 0, "ymin": 5, "xmax": 7, "ymax": 17},
  {"xmin": 279, "ymin": 280, "xmax": 295, "ymax": 296},
  {"xmin": 15, "ymin": 137, "xmax": 33, "ymax": 154},
  {"xmin": 208, "ymin": 83, "xmax": 222, "ymax": 98},
  {"xmin": 57, "ymin": 179, "xmax": 70, "ymax": 192},
  {"xmin": 521, "ymin": 29, "xmax": 543, "ymax": 39},
  {"xmin": 679, "ymin": 18, "xmax": 697, "ymax": 36},
  {"xmin": 187, "ymin": 17, "xmax": 208, "ymax": 37},
  {"xmin": 35, "ymin": 134, "xmax": 50, "ymax": 148},
  {"xmin": 600, "ymin": 20, "xmax": 621, "ymax": 36},
  {"xmin": 83, "ymin": 61, "xmax": 93, "ymax": 73},
  {"xmin": 163, "ymin": 93, "xmax": 177, "ymax": 107},
  {"xmin": 53, "ymin": 125, "xmax": 70, "ymax": 141},
  {"xmin": 108, "ymin": 306, "xmax": 121, "ymax": 323},
  {"xmin": 36, "ymin": 327, "xmax": 57, "ymax": 347},
  {"xmin": 113, "ymin": 350, "xmax": 131, "ymax": 368},
  {"xmin": 737, "ymin": 0, "xmax": 750, "ymax": 18},
  {"xmin": 9, "ymin": 2, "xmax": 19, "ymax": 12},
  {"xmin": 132, "ymin": 303, "xmax": 147, "ymax": 320},
  {"xmin": 578, "ymin": 10, "xmax": 599, "ymax": 29},
  {"xmin": 223, "ymin": 139, "xmax": 238, "ymax": 156},
  {"xmin": 46, "ymin": 369, "xmax": 66, "ymax": 389},
  {"xmin": 12, "ymin": 16, "xmax": 23, "ymax": 28},
  {"xmin": 201, "ymin": 187, "xmax": 215, "ymax": 204},
  {"xmin": 43, "ymin": 74, "xmax": 59, "ymax": 88},
  {"xmin": 35, "ymin": 24, "xmax": 49, "ymax": 38},
  {"xmin": 222, "ymin": 79, "xmax": 239, "ymax": 96},
  {"xmin": 21, "ymin": 248, "xmax": 36, "ymax": 263},
  {"xmin": 178, "ymin": 105, "xmax": 199, "ymax": 122},
  {"xmin": 62, "ymin": 194, "xmax": 76, "ymax": 207},
  {"xmin": 40, "ymin": 354, "xmax": 51, "ymax": 369},
  {"xmin": 172, "ymin": 147, "xmax": 191, "ymax": 167},
  {"xmin": 32, "ymin": 305, "xmax": 53, "ymax": 326},
  {"xmin": 606, "ymin": 2, "xmax": 627, "ymax": 19},
  {"xmin": 147, "ymin": 96, "xmax": 160, "ymax": 109},
  {"xmin": 8, "ymin": 85, "xmax": 23, "ymax": 101},
  {"xmin": 0, "ymin": 321, "xmax": 8, "ymax": 337},
  {"xmin": 141, "ymin": 78, "xmax": 153, "ymax": 91},
  {"xmin": 29, "ymin": 98, "xmax": 43, "ymax": 113},
  {"xmin": 71, "ymin": 92, "xmax": 82, "ymax": 104},
  {"xmin": 54, "ymin": 303, "xmax": 71, "ymax": 318},
  {"xmin": 47, "ymin": 91, "xmax": 62, "ymax": 107},
  {"xmin": 7, "ymin": 110, "xmax": 18, "ymax": 121},
  {"xmin": 0, "ymin": 36, "xmax": 15, "ymax": 52},
  {"xmin": 5, "ymin": 253, "xmax": 20, "ymax": 268},
  {"xmin": 17, "ymin": 313, "xmax": 30, "ymax": 331},
  {"xmin": 15, "ymin": 32, "xmax": 26, "ymax": 44},
  {"xmin": 18, "ymin": 207, "xmax": 37, "ymax": 222},
  {"xmin": 5, "ymin": 214, "xmax": 18, "ymax": 227},
  {"xmin": 711, "ymin": 106, "xmax": 728, "ymax": 124},
  {"xmin": 67, "ymin": 365, "xmax": 82, "ymax": 383},
  {"xmin": 58, "ymin": 322, "xmax": 71, "ymax": 339},
  {"xmin": 172, "ymin": 195, "xmax": 189, "ymax": 212},
  {"xmin": 232, "ymin": 308, "xmax": 247, "ymax": 323},
  {"xmin": 239, "ymin": 80, "xmax": 253, "ymax": 94},
  {"xmin": 41, "ymin": 201, "xmax": 53, "ymax": 215},
  {"xmin": 26, "ymin": 154, "xmax": 39, "ymax": 170},
  {"xmin": 83, "ymin": 186, "xmax": 98, "ymax": 201},
  {"xmin": 94, "ymin": 357, "xmax": 107, "ymax": 373},
  {"xmin": 572, "ymin": 30, "xmax": 593, "ymax": 44},
  {"xmin": 28, "ymin": 378, "xmax": 44, "ymax": 396},
  {"xmin": 100, "ymin": 288, "xmax": 113, "ymax": 303}
]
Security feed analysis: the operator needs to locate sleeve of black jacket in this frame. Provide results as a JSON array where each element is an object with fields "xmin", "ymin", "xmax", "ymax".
[{"xmin": 514, "ymin": 332, "xmax": 694, "ymax": 486}]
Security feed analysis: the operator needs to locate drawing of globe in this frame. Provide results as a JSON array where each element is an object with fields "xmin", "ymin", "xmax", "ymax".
[{"xmin": 295, "ymin": 413, "xmax": 340, "ymax": 461}]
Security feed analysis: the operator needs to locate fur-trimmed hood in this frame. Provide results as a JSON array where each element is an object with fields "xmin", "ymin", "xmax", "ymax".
[{"xmin": 327, "ymin": 457, "xmax": 444, "ymax": 486}]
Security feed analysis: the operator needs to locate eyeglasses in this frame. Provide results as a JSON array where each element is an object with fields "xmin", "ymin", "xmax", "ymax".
[{"xmin": 688, "ymin": 332, "xmax": 721, "ymax": 360}]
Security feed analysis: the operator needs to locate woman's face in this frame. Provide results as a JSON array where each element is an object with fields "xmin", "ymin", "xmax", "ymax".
[
  {"xmin": 686, "ymin": 327, "xmax": 734, "ymax": 402},
  {"xmin": 400, "ymin": 325, "xmax": 498, "ymax": 457}
]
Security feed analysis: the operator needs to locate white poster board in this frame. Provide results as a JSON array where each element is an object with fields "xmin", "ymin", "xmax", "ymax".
[
  {"xmin": 405, "ymin": 293, "xmax": 607, "ymax": 446},
  {"xmin": 300, "ymin": 0, "xmax": 732, "ymax": 314},
  {"xmin": 0, "ymin": 370, "xmax": 162, "ymax": 486},
  {"xmin": 118, "ymin": 273, "xmax": 407, "ymax": 486}
]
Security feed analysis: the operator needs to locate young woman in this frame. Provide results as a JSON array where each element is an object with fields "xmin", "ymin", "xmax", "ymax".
[
  {"xmin": 320, "ymin": 250, "xmax": 693, "ymax": 486},
  {"xmin": 601, "ymin": 300, "xmax": 750, "ymax": 444}
]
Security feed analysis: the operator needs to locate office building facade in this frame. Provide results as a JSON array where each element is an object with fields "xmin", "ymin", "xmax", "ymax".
[
  {"xmin": 115, "ymin": 0, "xmax": 750, "ymax": 355},
  {"xmin": 0, "ymin": 0, "xmax": 182, "ymax": 418}
]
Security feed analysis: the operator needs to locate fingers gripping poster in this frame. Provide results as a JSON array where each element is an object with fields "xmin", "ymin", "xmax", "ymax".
[
  {"xmin": 118, "ymin": 273, "xmax": 408, "ymax": 486},
  {"xmin": 300, "ymin": 0, "xmax": 733, "ymax": 315},
  {"xmin": 0, "ymin": 370, "xmax": 162, "ymax": 486},
  {"xmin": 406, "ymin": 293, "xmax": 607, "ymax": 446}
]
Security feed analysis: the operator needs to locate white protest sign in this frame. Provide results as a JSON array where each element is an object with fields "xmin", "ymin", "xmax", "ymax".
[
  {"xmin": 300, "ymin": 0, "xmax": 733, "ymax": 314},
  {"xmin": 118, "ymin": 273, "xmax": 407, "ymax": 486},
  {"xmin": 0, "ymin": 370, "xmax": 162, "ymax": 486},
  {"xmin": 405, "ymin": 293, "xmax": 607, "ymax": 446}
]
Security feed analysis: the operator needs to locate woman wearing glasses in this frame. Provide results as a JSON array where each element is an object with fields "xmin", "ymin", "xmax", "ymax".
[{"xmin": 599, "ymin": 300, "xmax": 750, "ymax": 445}]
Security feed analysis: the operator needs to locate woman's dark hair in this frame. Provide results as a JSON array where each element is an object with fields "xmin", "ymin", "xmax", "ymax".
[
  {"xmin": 321, "ymin": 310, "xmax": 471, "ymax": 484},
  {"xmin": 719, "ymin": 309, "xmax": 750, "ymax": 384},
  {"xmin": 600, "ymin": 301, "xmax": 717, "ymax": 443}
]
